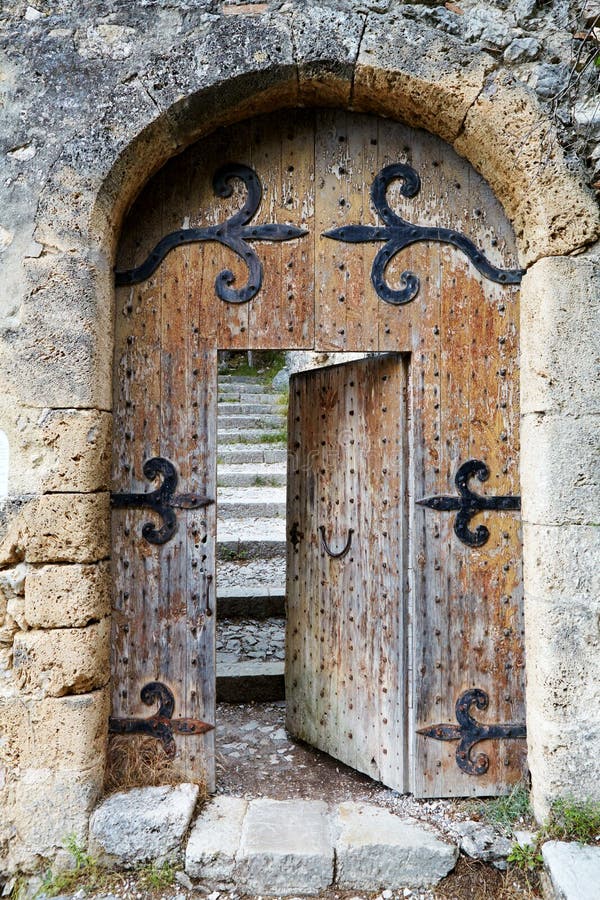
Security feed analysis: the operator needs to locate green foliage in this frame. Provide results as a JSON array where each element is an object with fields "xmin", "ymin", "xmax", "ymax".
[
  {"xmin": 39, "ymin": 833, "xmax": 100, "ymax": 897},
  {"xmin": 221, "ymin": 350, "xmax": 287, "ymax": 381},
  {"xmin": 258, "ymin": 430, "xmax": 287, "ymax": 444},
  {"xmin": 470, "ymin": 783, "xmax": 532, "ymax": 834},
  {"xmin": 507, "ymin": 841, "xmax": 543, "ymax": 872},
  {"xmin": 137, "ymin": 860, "xmax": 176, "ymax": 890},
  {"xmin": 544, "ymin": 797, "xmax": 600, "ymax": 843},
  {"xmin": 219, "ymin": 546, "xmax": 250, "ymax": 561},
  {"xmin": 252, "ymin": 475, "xmax": 282, "ymax": 487}
]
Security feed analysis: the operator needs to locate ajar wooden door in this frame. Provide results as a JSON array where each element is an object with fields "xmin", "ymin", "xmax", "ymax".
[{"xmin": 286, "ymin": 355, "xmax": 408, "ymax": 790}]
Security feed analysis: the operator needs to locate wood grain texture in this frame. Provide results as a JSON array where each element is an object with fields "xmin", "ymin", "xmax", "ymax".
[
  {"xmin": 115, "ymin": 109, "xmax": 524, "ymax": 797},
  {"xmin": 286, "ymin": 355, "xmax": 407, "ymax": 791}
]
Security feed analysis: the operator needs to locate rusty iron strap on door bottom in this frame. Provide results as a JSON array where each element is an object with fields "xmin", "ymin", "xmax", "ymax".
[
  {"xmin": 109, "ymin": 682, "xmax": 214, "ymax": 758},
  {"xmin": 417, "ymin": 688, "xmax": 526, "ymax": 776},
  {"xmin": 111, "ymin": 456, "xmax": 213, "ymax": 545}
]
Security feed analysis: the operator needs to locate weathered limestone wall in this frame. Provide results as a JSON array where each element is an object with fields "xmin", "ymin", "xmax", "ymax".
[{"xmin": 0, "ymin": 0, "xmax": 598, "ymax": 875}]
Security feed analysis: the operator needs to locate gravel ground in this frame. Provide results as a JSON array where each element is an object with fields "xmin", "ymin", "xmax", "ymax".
[
  {"xmin": 217, "ymin": 619, "xmax": 285, "ymax": 662},
  {"xmin": 217, "ymin": 559, "xmax": 286, "ymax": 588}
]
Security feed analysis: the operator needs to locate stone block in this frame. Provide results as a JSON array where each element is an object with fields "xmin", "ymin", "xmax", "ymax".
[
  {"xmin": 24, "ymin": 562, "xmax": 111, "ymax": 628},
  {"xmin": 524, "ymin": 599, "xmax": 600, "ymax": 723},
  {"xmin": 520, "ymin": 412, "xmax": 600, "ymax": 526},
  {"xmin": 455, "ymin": 74, "xmax": 600, "ymax": 264},
  {"xmin": 354, "ymin": 14, "xmax": 493, "ymax": 143},
  {"xmin": 521, "ymin": 256, "xmax": 600, "ymax": 416},
  {"xmin": 452, "ymin": 820, "xmax": 512, "ymax": 862},
  {"xmin": 27, "ymin": 493, "xmax": 110, "ymax": 563},
  {"xmin": 12, "ymin": 766, "xmax": 104, "ymax": 872},
  {"xmin": 542, "ymin": 841, "xmax": 600, "ymax": 900},
  {"xmin": 2, "ymin": 254, "xmax": 113, "ymax": 410},
  {"xmin": 89, "ymin": 783, "xmax": 200, "ymax": 867},
  {"xmin": 527, "ymin": 716, "xmax": 600, "ymax": 818},
  {"xmin": 523, "ymin": 524, "xmax": 600, "ymax": 605},
  {"xmin": 0, "ymin": 403, "xmax": 112, "ymax": 496},
  {"xmin": 185, "ymin": 795, "xmax": 248, "ymax": 881},
  {"xmin": 334, "ymin": 802, "xmax": 458, "ymax": 888},
  {"xmin": 12, "ymin": 619, "xmax": 110, "ymax": 697},
  {"xmin": 236, "ymin": 799, "xmax": 333, "ymax": 895},
  {"xmin": 291, "ymin": 6, "xmax": 365, "ymax": 106},
  {"xmin": 150, "ymin": 15, "xmax": 298, "ymax": 149}
]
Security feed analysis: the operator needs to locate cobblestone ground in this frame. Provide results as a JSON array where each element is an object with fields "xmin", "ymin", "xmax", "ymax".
[{"xmin": 217, "ymin": 619, "xmax": 285, "ymax": 663}]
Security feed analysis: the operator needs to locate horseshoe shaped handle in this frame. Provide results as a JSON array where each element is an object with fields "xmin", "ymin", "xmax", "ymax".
[{"xmin": 319, "ymin": 525, "xmax": 354, "ymax": 560}]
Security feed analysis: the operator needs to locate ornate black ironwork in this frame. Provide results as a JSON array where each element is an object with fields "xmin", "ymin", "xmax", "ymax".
[
  {"xmin": 111, "ymin": 456, "xmax": 213, "ymax": 545},
  {"xmin": 323, "ymin": 163, "xmax": 524, "ymax": 305},
  {"xmin": 319, "ymin": 525, "xmax": 354, "ymax": 559},
  {"xmin": 417, "ymin": 688, "xmax": 526, "ymax": 775},
  {"xmin": 109, "ymin": 681, "xmax": 214, "ymax": 758},
  {"xmin": 114, "ymin": 163, "xmax": 308, "ymax": 303},
  {"xmin": 416, "ymin": 459, "xmax": 521, "ymax": 547}
]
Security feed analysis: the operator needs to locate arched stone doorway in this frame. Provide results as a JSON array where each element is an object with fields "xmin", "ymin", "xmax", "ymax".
[{"xmin": 111, "ymin": 108, "xmax": 525, "ymax": 799}]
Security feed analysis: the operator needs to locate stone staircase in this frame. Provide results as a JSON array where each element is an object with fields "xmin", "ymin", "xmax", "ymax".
[{"xmin": 216, "ymin": 372, "xmax": 288, "ymax": 702}]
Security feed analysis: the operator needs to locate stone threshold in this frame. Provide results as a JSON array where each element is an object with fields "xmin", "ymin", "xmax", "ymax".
[{"xmin": 89, "ymin": 789, "xmax": 459, "ymax": 895}]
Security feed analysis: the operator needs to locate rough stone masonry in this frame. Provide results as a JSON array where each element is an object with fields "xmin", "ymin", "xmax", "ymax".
[{"xmin": 0, "ymin": 0, "xmax": 599, "ymax": 878}]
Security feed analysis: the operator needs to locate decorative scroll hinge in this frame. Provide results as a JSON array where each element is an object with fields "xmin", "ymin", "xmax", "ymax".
[
  {"xmin": 109, "ymin": 682, "xmax": 214, "ymax": 758},
  {"xmin": 417, "ymin": 688, "xmax": 526, "ymax": 776},
  {"xmin": 111, "ymin": 456, "xmax": 213, "ymax": 545},
  {"xmin": 114, "ymin": 163, "xmax": 307, "ymax": 303},
  {"xmin": 416, "ymin": 459, "xmax": 521, "ymax": 547},
  {"xmin": 324, "ymin": 163, "xmax": 524, "ymax": 305}
]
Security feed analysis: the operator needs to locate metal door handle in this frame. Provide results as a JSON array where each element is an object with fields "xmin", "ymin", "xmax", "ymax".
[{"xmin": 319, "ymin": 526, "xmax": 354, "ymax": 559}]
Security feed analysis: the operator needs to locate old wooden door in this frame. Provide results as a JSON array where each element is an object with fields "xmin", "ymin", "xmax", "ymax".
[
  {"xmin": 286, "ymin": 354, "xmax": 408, "ymax": 790},
  {"xmin": 112, "ymin": 107, "xmax": 525, "ymax": 797}
]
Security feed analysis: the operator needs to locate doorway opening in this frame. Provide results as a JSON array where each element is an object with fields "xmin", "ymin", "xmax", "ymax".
[{"xmin": 214, "ymin": 349, "xmax": 409, "ymax": 801}]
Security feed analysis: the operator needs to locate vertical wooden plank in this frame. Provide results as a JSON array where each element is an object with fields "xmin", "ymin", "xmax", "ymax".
[{"xmin": 286, "ymin": 354, "xmax": 407, "ymax": 791}]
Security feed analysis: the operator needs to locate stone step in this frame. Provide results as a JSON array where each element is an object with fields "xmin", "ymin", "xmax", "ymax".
[
  {"xmin": 219, "ymin": 429, "xmax": 287, "ymax": 445},
  {"xmin": 543, "ymin": 841, "xmax": 600, "ymax": 900},
  {"xmin": 218, "ymin": 486, "xmax": 286, "ymax": 519},
  {"xmin": 218, "ymin": 463, "xmax": 287, "ymax": 487},
  {"xmin": 217, "ymin": 584, "xmax": 286, "ymax": 619},
  {"xmin": 217, "ymin": 402, "xmax": 284, "ymax": 416},
  {"xmin": 218, "ymin": 445, "xmax": 287, "ymax": 465},
  {"xmin": 217, "ymin": 516, "xmax": 286, "ymax": 559},
  {"xmin": 218, "ymin": 374, "xmax": 269, "ymax": 384},
  {"xmin": 217, "ymin": 414, "xmax": 286, "ymax": 430},
  {"xmin": 218, "ymin": 382, "xmax": 279, "ymax": 395},
  {"xmin": 218, "ymin": 391, "xmax": 284, "ymax": 404},
  {"xmin": 185, "ymin": 798, "xmax": 458, "ymax": 892},
  {"xmin": 217, "ymin": 660, "xmax": 286, "ymax": 702}
]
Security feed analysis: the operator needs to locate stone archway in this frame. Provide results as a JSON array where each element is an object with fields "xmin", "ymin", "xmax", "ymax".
[{"xmin": 1, "ymin": 8, "xmax": 598, "ymax": 874}]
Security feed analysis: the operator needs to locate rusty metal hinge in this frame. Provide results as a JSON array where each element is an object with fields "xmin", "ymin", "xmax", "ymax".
[
  {"xmin": 111, "ymin": 456, "xmax": 213, "ymax": 545},
  {"xmin": 114, "ymin": 163, "xmax": 307, "ymax": 303},
  {"xmin": 324, "ymin": 163, "xmax": 524, "ymax": 305},
  {"xmin": 416, "ymin": 459, "xmax": 521, "ymax": 547},
  {"xmin": 417, "ymin": 688, "xmax": 526, "ymax": 776},
  {"xmin": 109, "ymin": 681, "xmax": 214, "ymax": 758}
]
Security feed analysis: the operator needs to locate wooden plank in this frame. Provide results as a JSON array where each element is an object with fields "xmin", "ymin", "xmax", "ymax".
[{"xmin": 286, "ymin": 354, "xmax": 407, "ymax": 791}]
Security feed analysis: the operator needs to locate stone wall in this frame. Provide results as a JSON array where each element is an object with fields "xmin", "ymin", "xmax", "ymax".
[{"xmin": 0, "ymin": 0, "xmax": 598, "ymax": 876}]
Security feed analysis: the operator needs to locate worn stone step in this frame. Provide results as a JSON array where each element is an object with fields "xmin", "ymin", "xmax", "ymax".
[
  {"xmin": 218, "ymin": 445, "xmax": 287, "ymax": 465},
  {"xmin": 218, "ymin": 374, "xmax": 269, "ymax": 384},
  {"xmin": 217, "ymin": 584, "xmax": 286, "ymax": 619},
  {"xmin": 218, "ymin": 464, "xmax": 286, "ymax": 487},
  {"xmin": 217, "ymin": 660, "xmax": 285, "ymax": 702},
  {"xmin": 218, "ymin": 382, "xmax": 279, "ymax": 395},
  {"xmin": 218, "ymin": 486, "xmax": 286, "ymax": 519},
  {"xmin": 218, "ymin": 391, "xmax": 284, "ymax": 404},
  {"xmin": 217, "ymin": 402, "xmax": 284, "ymax": 416},
  {"xmin": 542, "ymin": 841, "xmax": 600, "ymax": 900},
  {"xmin": 217, "ymin": 414, "xmax": 286, "ymax": 430},
  {"xmin": 219, "ymin": 429, "xmax": 287, "ymax": 445},
  {"xmin": 217, "ymin": 516, "xmax": 286, "ymax": 559},
  {"xmin": 185, "ymin": 798, "xmax": 458, "ymax": 893}
]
